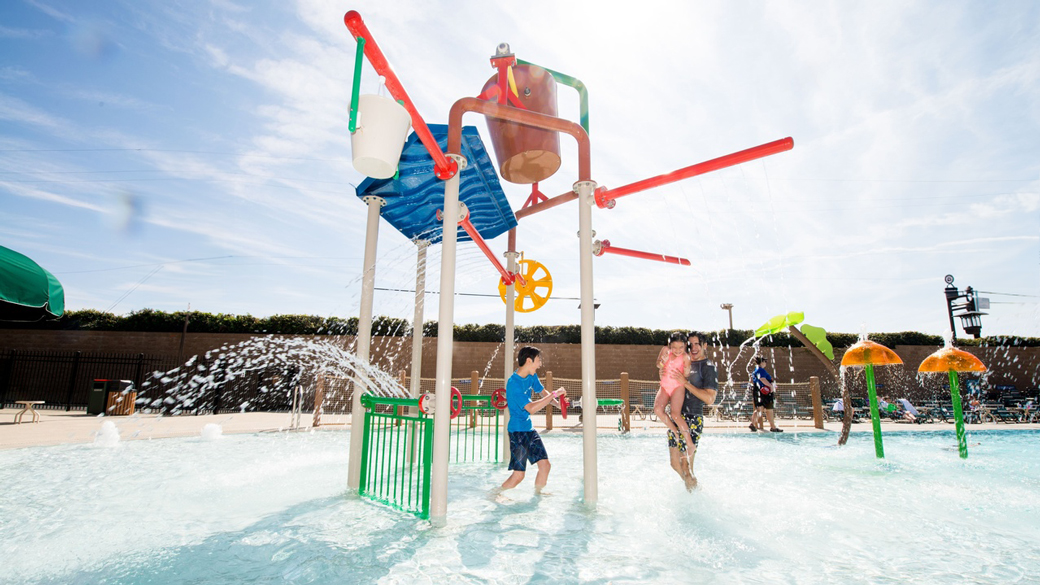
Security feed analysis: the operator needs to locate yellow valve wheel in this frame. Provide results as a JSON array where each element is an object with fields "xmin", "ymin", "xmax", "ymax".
[{"xmin": 498, "ymin": 258, "xmax": 552, "ymax": 313}]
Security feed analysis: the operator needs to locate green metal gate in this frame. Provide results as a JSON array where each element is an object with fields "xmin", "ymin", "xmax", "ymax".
[
  {"xmin": 357, "ymin": 393, "xmax": 504, "ymax": 518},
  {"xmin": 450, "ymin": 394, "xmax": 501, "ymax": 464},
  {"xmin": 358, "ymin": 395, "xmax": 433, "ymax": 518}
]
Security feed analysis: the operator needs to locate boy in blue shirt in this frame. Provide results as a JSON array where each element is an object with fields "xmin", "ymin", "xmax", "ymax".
[
  {"xmin": 751, "ymin": 356, "xmax": 782, "ymax": 432},
  {"xmin": 501, "ymin": 346, "xmax": 566, "ymax": 493}
]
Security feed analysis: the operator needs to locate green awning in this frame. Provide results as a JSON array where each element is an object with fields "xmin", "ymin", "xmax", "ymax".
[{"xmin": 0, "ymin": 245, "xmax": 65, "ymax": 322}]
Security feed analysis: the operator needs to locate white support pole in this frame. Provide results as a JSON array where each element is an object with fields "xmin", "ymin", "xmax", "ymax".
[
  {"xmin": 409, "ymin": 240, "xmax": 429, "ymax": 399},
  {"xmin": 430, "ymin": 154, "xmax": 466, "ymax": 522},
  {"xmin": 502, "ymin": 240, "xmax": 518, "ymax": 464},
  {"xmin": 405, "ymin": 240, "xmax": 428, "ymax": 466},
  {"xmin": 575, "ymin": 180, "xmax": 599, "ymax": 506},
  {"xmin": 347, "ymin": 195, "xmax": 385, "ymax": 492}
]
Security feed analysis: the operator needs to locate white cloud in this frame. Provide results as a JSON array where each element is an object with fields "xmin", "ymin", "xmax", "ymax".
[{"xmin": 0, "ymin": 25, "xmax": 53, "ymax": 39}]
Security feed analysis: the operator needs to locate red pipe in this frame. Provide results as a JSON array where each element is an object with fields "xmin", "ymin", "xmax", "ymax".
[
  {"xmin": 594, "ymin": 240, "xmax": 691, "ymax": 266},
  {"xmin": 344, "ymin": 11, "xmax": 457, "ymax": 180},
  {"xmin": 459, "ymin": 216, "xmax": 518, "ymax": 285},
  {"xmin": 594, "ymin": 137, "xmax": 794, "ymax": 208},
  {"xmin": 448, "ymin": 97, "xmax": 590, "ymax": 182},
  {"xmin": 515, "ymin": 188, "xmax": 577, "ymax": 219}
]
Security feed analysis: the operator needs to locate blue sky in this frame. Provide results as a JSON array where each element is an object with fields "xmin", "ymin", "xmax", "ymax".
[{"xmin": 2, "ymin": 0, "xmax": 1038, "ymax": 337}]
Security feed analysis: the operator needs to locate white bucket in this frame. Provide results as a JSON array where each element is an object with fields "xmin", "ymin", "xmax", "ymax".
[{"xmin": 351, "ymin": 94, "xmax": 412, "ymax": 179}]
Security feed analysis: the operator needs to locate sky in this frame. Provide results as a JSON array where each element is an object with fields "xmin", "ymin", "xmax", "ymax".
[{"xmin": 1, "ymin": 0, "xmax": 1038, "ymax": 338}]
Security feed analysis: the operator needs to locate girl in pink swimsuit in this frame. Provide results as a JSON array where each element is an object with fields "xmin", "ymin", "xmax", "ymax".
[{"xmin": 654, "ymin": 332, "xmax": 693, "ymax": 450}]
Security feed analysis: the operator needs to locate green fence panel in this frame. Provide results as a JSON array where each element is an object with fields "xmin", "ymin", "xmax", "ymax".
[
  {"xmin": 357, "ymin": 393, "xmax": 503, "ymax": 518},
  {"xmin": 358, "ymin": 395, "xmax": 433, "ymax": 518},
  {"xmin": 450, "ymin": 395, "xmax": 501, "ymax": 464}
]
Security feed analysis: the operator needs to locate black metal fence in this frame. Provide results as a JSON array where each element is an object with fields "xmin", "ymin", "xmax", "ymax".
[
  {"xmin": 0, "ymin": 349, "xmax": 306, "ymax": 414},
  {"xmin": 0, "ymin": 349, "xmax": 180, "ymax": 411}
]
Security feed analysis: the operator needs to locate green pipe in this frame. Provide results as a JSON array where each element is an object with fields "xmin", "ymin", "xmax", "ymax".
[
  {"xmin": 865, "ymin": 364, "xmax": 885, "ymax": 459},
  {"xmin": 360, "ymin": 394, "xmax": 421, "ymax": 409},
  {"xmin": 948, "ymin": 370, "xmax": 969, "ymax": 459},
  {"xmin": 421, "ymin": 416, "xmax": 433, "ymax": 519},
  {"xmin": 517, "ymin": 59, "xmax": 589, "ymax": 136},
  {"xmin": 392, "ymin": 416, "xmax": 400, "ymax": 504},
  {"xmin": 359, "ymin": 408, "xmax": 372, "ymax": 494},
  {"xmin": 349, "ymin": 36, "xmax": 366, "ymax": 133}
]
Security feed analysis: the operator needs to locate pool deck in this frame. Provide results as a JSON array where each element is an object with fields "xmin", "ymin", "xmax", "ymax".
[{"xmin": 2, "ymin": 407, "xmax": 1036, "ymax": 449}]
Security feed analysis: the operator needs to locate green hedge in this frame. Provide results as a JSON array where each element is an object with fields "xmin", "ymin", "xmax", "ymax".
[{"xmin": 5, "ymin": 309, "xmax": 1038, "ymax": 348}]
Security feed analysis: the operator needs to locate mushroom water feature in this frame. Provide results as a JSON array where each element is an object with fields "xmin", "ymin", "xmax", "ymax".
[
  {"xmin": 918, "ymin": 346, "xmax": 987, "ymax": 459},
  {"xmin": 839, "ymin": 339, "xmax": 904, "ymax": 459}
]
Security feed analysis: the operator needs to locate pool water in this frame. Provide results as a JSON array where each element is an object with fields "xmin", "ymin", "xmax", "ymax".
[{"xmin": 2, "ymin": 428, "xmax": 1038, "ymax": 583}]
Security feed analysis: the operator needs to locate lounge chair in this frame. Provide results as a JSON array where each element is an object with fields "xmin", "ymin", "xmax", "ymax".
[
  {"xmin": 897, "ymin": 399, "xmax": 932, "ymax": 424},
  {"xmin": 632, "ymin": 389, "xmax": 657, "ymax": 422},
  {"xmin": 990, "ymin": 404, "xmax": 1018, "ymax": 423}
]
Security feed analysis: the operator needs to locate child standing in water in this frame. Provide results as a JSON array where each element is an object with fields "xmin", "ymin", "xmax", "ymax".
[{"xmin": 654, "ymin": 332, "xmax": 693, "ymax": 450}]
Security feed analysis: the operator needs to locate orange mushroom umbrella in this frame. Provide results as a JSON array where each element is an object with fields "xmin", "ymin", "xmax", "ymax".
[
  {"xmin": 840, "ymin": 340, "xmax": 903, "ymax": 459},
  {"xmin": 917, "ymin": 347, "xmax": 987, "ymax": 373},
  {"xmin": 918, "ymin": 346, "xmax": 986, "ymax": 459},
  {"xmin": 840, "ymin": 340, "xmax": 903, "ymax": 367}
]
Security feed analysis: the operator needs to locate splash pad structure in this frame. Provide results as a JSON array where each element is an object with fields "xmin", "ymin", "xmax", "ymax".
[{"xmin": 342, "ymin": 10, "xmax": 793, "ymax": 521}]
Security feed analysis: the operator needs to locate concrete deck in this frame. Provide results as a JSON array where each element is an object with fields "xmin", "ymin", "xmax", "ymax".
[{"xmin": 2, "ymin": 407, "xmax": 1035, "ymax": 450}]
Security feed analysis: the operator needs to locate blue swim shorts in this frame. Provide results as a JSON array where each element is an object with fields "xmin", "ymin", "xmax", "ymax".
[{"xmin": 508, "ymin": 430, "xmax": 548, "ymax": 471}]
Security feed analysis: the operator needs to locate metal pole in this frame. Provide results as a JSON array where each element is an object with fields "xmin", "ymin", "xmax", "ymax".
[
  {"xmin": 430, "ymin": 153, "xmax": 466, "ymax": 522},
  {"xmin": 410, "ymin": 240, "xmax": 428, "ymax": 399},
  {"xmin": 348, "ymin": 195, "xmax": 385, "ymax": 491},
  {"xmin": 721, "ymin": 303, "xmax": 734, "ymax": 330},
  {"xmin": 575, "ymin": 179, "xmax": 599, "ymax": 506},
  {"xmin": 177, "ymin": 309, "xmax": 190, "ymax": 363},
  {"xmin": 64, "ymin": 351, "xmax": 81, "ymax": 412},
  {"xmin": 502, "ymin": 230, "xmax": 518, "ymax": 464}
]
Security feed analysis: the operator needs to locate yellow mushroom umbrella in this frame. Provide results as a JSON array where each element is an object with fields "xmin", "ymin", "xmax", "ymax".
[
  {"xmin": 841, "ymin": 340, "xmax": 903, "ymax": 459},
  {"xmin": 918, "ymin": 346, "xmax": 986, "ymax": 459}
]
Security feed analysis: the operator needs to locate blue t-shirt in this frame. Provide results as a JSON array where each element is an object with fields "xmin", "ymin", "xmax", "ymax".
[
  {"xmin": 752, "ymin": 366, "xmax": 773, "ymax": 393},
  {"xmin": 506, "ymin": 371, "xmax": 544, "ymax": 432}
]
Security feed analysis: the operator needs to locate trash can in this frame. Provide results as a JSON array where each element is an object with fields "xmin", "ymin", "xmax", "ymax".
[
  {"xmin": 88, "ymin": 379, "xmax": 112, "ymax": 415},
  {"xmin": 106, "ymin": 380, "xmax": 136, "ymax": 416},
  {"xmin": 88, "ymin": 379, "xmax": 136, "ymax": 415}
]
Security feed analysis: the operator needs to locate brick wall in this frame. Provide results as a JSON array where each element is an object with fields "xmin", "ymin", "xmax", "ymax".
[{"xmin": 2, "ymin": 329, "xmax": 1037, "ymax": 395}]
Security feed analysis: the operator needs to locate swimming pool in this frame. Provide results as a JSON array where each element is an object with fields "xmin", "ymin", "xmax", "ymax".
[{"xmin": 2, "ymin": 428, "xmax": 1038, "ymax": 583}]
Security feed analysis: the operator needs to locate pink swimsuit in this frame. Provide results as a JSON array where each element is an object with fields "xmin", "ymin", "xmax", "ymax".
[{"xmin": 660, "ymin": 353, "xmax": 685, "ymax": 396}]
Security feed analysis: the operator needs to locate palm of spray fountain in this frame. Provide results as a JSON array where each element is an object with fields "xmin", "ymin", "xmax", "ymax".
[{"xmin": 749, "ymin": 311, "xmax": 852, "ymax": 443}]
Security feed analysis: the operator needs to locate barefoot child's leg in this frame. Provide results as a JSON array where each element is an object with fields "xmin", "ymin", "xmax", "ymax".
[
  {"xmin": 653, "ymin": 388, "xmax": 681, "ymax": 435},
  {"xmin": 670, "ymin": 388, "xmax": 694, "ymax": 445}
]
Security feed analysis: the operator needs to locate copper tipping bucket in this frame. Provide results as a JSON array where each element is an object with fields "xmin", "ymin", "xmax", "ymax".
[{"xmin": 481, "ymin": 64, "xmax": 561, "ymax": 184}]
